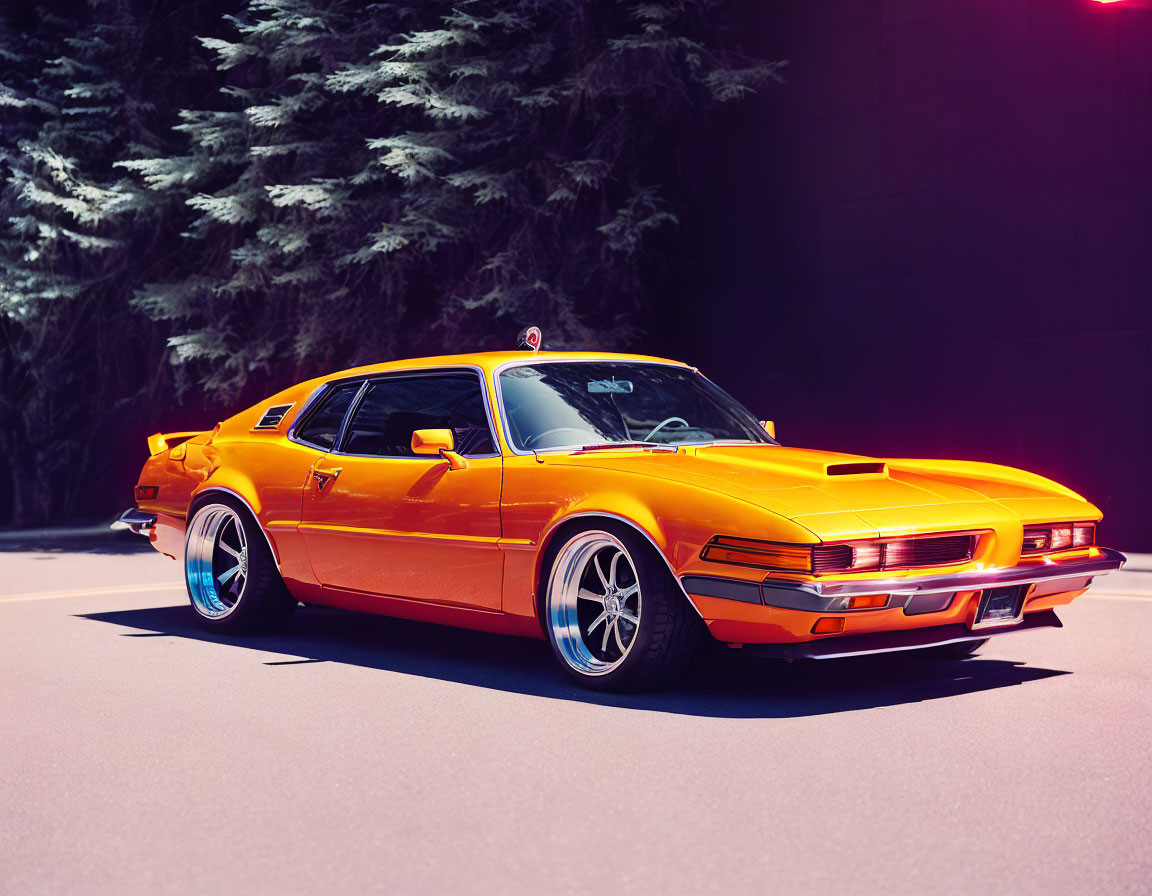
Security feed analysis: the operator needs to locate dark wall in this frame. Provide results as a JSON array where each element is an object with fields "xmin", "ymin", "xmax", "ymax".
[{"xmin": 649, "ymin": 0, "xmax": 1152, "ymax": 549}]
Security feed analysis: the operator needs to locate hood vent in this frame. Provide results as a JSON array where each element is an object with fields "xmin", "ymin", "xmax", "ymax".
[{"xmin": 825, "ymin": 461, "xmax": 886, "ymax": 476}]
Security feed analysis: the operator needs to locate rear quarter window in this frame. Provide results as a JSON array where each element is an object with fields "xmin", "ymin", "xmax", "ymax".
[{"xmin": 294, "ymin": 382, "xmax": 361, "ymax": 449}]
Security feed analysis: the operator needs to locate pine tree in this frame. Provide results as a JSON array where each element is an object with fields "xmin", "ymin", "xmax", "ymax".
[
  {"xmin": 122, "ymin": 0, "xmax": 781, "ymax": 398},
  {"xmin": 0, "ymin": 3, "xmax": 232, "ymax": 526},
  {"xmin": 0, "ymin": 0, "xmax": 778, "ymax": 527}
]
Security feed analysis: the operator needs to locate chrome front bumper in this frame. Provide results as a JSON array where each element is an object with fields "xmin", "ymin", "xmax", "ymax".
[
  {"xmin": 111, "ymin": 507, "xmax": 157, "ymax": 537},
  {"xmin": 681, "ymin": 547, "xmax": 1127, "ymax": 613}
]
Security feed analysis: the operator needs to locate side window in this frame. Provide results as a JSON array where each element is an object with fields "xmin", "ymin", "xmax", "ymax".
[
  {"xmin": 295, "ymin": 382, "xmax": 361, "ymax": 449},
  {"xmin": 341, "ymin": 373, "xmax": 495, "ymax": 458}
]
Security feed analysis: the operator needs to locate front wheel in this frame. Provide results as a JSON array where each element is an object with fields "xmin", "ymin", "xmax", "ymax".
[
  {"xmin": 185, "ymin": 498, "xmax": 297, "ymax": 633},
  {"xmin": 543, "ymin": 524, "xmax": 701, "ymax": 692}
]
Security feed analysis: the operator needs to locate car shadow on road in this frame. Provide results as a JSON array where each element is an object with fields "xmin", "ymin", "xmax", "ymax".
[
  {"xmin": 77, "ymin": 603, "xmax": 1070, "ymax": 719},
  {"xmin": 0, "ymin": 532, "xmax": 154, "ymax": 555}
]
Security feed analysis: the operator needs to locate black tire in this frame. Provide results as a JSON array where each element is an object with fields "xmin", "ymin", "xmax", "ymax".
[
  {"xmin": 184, "ymin": 495, "xmax": 297, "ymax": 634},
  {"xmin": 541, "ymin": 521, "xmax": 702, "ymax": 692},
  {"xmin": 920, "ymin": 638, "xmax": 988, "ymax": 661}
]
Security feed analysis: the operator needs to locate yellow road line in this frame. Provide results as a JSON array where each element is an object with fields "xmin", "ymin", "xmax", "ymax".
[{"xmin": 0, "ymin": 582, "xmax": 184, "ymax": 604}]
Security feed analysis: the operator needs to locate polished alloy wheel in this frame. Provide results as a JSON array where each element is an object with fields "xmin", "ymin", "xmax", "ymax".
[
  {"xmin": 186, "ymin": 504, "xmax": 249, "ymax": 619},
  {"xmin": 548, "ymin": 531, "xmax": 643, "ymax": 676}
]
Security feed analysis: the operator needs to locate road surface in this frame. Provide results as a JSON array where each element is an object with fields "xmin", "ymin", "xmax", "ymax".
[{"xmin": 1, "ymin": 531, "xmax": 1149, "ymax": 895}]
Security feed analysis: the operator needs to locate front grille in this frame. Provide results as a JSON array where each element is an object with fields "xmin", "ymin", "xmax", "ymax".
[
  {"xmin": 884, "ymin": 534, "xmax": 974, "ymax": 569},
  {"xmin": 812, "ymin": 533, "xmax": 976, "ymax": 574},
  {"xmin": 812, "ymin": 544, "xmax": 853, "ymax": 573}
]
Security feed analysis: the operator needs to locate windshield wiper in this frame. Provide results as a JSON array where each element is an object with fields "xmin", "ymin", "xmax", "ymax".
[{"xmin": 576, "ymin": 441, "xmax": 674, "ymax": 452}]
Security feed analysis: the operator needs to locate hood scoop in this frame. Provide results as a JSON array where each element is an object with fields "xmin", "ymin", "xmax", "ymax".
[{"xmin": 824, "ymin": 461, "xmax": 887, "ymax": 477}]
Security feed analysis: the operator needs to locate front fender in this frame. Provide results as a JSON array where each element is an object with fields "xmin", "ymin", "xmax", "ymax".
[{"xmin": 499, "ymin": 458, "xmax": 820, "ymax": 632}]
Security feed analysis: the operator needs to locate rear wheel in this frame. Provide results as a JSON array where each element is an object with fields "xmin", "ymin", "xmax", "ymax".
[
  {"xmin": 185, "ymin": 498, "xmax": 297, "ymax": 633},
  {"xmin": 543, "ymin": 523, "xmax": 701, "ymax": 692}
]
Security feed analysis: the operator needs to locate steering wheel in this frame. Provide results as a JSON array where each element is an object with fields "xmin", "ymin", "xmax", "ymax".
[
  {"xmin": 643, "ymin": 417, "xmax": 689, "ymax": 441},
  {"xmin": 523, "ymin": 427, "xmax": 598, "ymax": 450}
]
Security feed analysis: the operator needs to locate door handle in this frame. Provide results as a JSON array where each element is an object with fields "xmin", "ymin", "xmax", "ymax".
[{"xmin": 312, "ymin": 467, "xmax": 341, "ymax": 492}]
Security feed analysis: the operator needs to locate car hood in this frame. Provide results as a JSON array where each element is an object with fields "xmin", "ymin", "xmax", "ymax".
[{"xmin": 547, "ymin": 443, "xmax": 1094, "ymax": 541}]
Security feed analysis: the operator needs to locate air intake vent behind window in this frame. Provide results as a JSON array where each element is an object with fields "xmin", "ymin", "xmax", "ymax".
[{"xmin": 253, "ymin": 403, "xmax": 294, "ymax": 430}]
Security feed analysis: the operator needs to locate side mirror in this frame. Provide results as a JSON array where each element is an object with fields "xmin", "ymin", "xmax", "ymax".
[
  {"xmin": 411, "ymin": 428, "xmax": 469, "ymax": 470},
  {"xmin": 759, "ymin": 420, "xmax": 776, "ymax": 440}
]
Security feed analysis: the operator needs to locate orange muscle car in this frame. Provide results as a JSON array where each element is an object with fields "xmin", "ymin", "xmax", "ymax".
[{"xmin": 118, "ymin": 349, "xmax": 1126, "ymax": 691}]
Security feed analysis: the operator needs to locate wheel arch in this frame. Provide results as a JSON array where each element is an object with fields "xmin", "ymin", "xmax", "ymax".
[
  {"xmin": 533, "ymin": 509, "xmax": 706, "ymax": 634},
  {"xmin": 188, "ymin": 485, "xmax": 282, "ymax": 571}
]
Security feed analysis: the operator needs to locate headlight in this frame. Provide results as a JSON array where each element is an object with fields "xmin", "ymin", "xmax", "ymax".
[
  {"xmin": 701, "ymin": 531, "xmax": 978, "ymax": 574},
  {"xmin": 1022, "ymin": 522, "xmax": 1095, "ymax": 554}
]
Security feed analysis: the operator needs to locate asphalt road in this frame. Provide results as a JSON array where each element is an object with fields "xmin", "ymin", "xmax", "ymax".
[{"xmin": 1, "ymin": 532, "xmax": 1150, "ymax": 895}]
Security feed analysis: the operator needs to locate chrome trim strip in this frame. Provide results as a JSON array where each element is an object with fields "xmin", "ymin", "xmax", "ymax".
[
  {"xmin": 807, "ymin": 548, "xmax": 1126, "ymax": 597},
  {"xmin": 111, "ymin": 508, "xmax": 157, "ymax": 536},
  {"xmin": 686, "ymin": 548, "xmax": 1126, "ymax": 613},
  {"xmin": 297, "ymin": 522, "xmax": 506, "ymax": 545}
]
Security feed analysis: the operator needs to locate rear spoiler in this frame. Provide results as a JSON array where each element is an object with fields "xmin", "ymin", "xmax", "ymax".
[{"xmin": 147, "ymin": 431, "xmax": 207, "ymax": 456}]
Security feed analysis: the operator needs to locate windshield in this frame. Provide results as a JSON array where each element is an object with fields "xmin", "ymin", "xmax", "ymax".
[{"xmin": 498, "ymin": 362, "xmax": 773, "ymax": 451}]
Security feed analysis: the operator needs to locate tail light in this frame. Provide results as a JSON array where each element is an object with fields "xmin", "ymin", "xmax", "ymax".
[{"xmin": 134, "ymin": 485, "xmax": 158, "ymax": 501}]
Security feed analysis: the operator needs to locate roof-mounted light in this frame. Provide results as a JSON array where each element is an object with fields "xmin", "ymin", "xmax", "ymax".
[{"xmin": 517, "ymin": 326, "xmax": 542, "ymax": 353}]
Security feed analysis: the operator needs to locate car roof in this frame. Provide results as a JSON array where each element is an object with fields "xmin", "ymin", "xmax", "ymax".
[{"xmin": 314, "ymin": 350, "xmax": 691, "ymax": 383}]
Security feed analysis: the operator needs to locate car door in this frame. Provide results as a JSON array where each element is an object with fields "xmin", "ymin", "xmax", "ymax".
[{"xmin": 299, "ymin": 369, "xmax": 504, "ymax": 610}]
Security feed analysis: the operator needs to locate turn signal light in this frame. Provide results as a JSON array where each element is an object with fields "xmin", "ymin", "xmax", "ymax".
[
  {"xmin": 134, "ymin": 485, "xmax": 158, "ymax": 501},
  {"xmin": 847, "ymin": 594, "xmax": 888, "ymax": 610},
  {"xmin": 700, "ymin": 536, "xmax": 813, "ymax": 572},
  {"xmin": 812, "ymin": 617, "xmax": 845, "ymax": 634}
]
